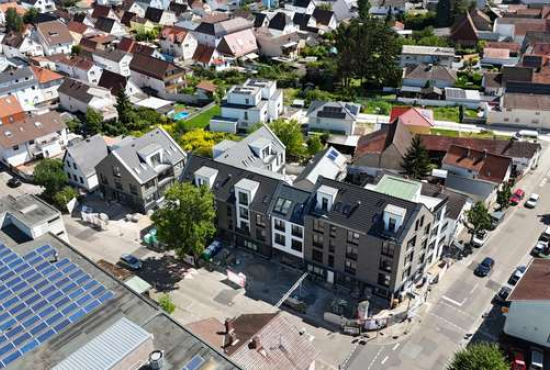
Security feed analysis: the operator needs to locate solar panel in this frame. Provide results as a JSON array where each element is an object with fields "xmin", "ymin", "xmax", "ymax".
[{"xmin": 183, "ymin": 355, "xmax": 205, "ymax": 370}]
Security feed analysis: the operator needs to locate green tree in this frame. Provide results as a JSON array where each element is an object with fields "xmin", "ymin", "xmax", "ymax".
[
  {"xmin": 54, "ymin": 186, "xmax": 79, "ymax": 211},
  {"xmin": 269, "ymin": 119, "xmax": 305, "ymax": 160},
  {"xmin": 357, "ymin": 0, "xmax": 370, "ymax": 20},
  {"xmin": 151, "ymin": 182, "xmax": 216, "ymax": 259},
  {"xmin": 447, "ymin": 343, "xmax": 508, "ymax": 370},
  {"xmin": 115, "ymin": 89, "xmax": 132, "ymax": 125},
  {"xmin": 84, "ymin": 108, "xmax": 103, "ymax": 135},
  {"xmin": 402, "ymin": 135, "xmax": 431, "ymax": 180},
  {"xmin": 23, "ymin": 8, "xmax": 38, "ymax": 24},
  {"xmin": 496, "ymin": 182, "xmax": 512, "ymax": 209},
  {"xmin": 158, "ymin": 293, "xmax": 176, "ymax": 314},
  {"xmin": 307, "ymin": 135, "xmax": 324, "ymax": 156},
  {"xmin": 5, "ymin": 8, "xmax": 23, "ymax": 33},
  {"xmin": 34, "ymin": 159, "xmax": 69, "ymax": 200},
  {"xmin": 71, "ymin": 45, "xmax": 81, "ymax": 56},
  {"xmin": 66, "ymin": 118, "xmax": 82, "ymax": 133},
  {"xmin": 466, "ymin": 202, "xmax": 493, "ymax": 243}
]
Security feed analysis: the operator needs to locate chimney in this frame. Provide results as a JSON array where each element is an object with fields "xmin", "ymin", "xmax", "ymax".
[
  {"xmin": 248, "ymin": 336, "xmax": 261, "ymax": 350},
  {"xmin": 225, "ymin": 318, "xmax": 235, "ymax": 334}
]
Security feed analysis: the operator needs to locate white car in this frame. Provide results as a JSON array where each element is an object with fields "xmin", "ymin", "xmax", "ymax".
[
  {"xmin": 472, "ymin": 231, "xmax": 489, "ymax": 247},
  {"xmin": 525, "ymin": 193, "xmax": 540, "ymax": 208},
  {"xmin": 533, "ymin": 241, "xmax": 548, "ymax": 257}
]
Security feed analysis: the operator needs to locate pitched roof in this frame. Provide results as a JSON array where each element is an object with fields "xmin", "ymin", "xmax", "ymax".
[
  {"xmin": 508, "ymin": 259, "xmax": 550, "ymax": 301},
  {"xmin": 120, "ymin": 11, "xmax": 137, "ymax": 26},
  {"xmin": 404, "ymin": 64, "xmax": 457, "ymax": 82},
  {"xmin": 390, "ymin": 107, "xmax": 434, "ymax": 128},
  {"xmin": 483, "ymin": 72, "xmax": 502, "ymax": 89},
  {"xmin": 91, "ymin": 4, "xmax": 112, "ymax": 19},
  {"xmin": 30, "ymin": 65, "xmax": 63, "ymax": 83},
  {"xmin": 269, "ymin": 12, "xmax": 291, "ymax": 31},
  {"xmin": 485, "ymin": 41, "xmax": 521, "ymax": 54},
  {"xmin": 354, "ymin": 120, "xmax": 413, "ymax": 157},
  {"xmin": 483, "ymin": 47, "xmax": 510, "ymax": 59},
  {"xmin": 93, "ymin": 48, "xmax": 129, "ymax": 62},
  {"xmin": 0, "ymin": 96, "xmax": 24, "ymax": 121},
  {"xmin": 145, "ymin": 6, "xmax": 163, "ymax": 23},
  {"xmin": 66, "ymin": 134, "xmax": 109, "ymax": 177},
  {"xmin": 0, "ymin": 111, "xmax": 66, "ymax": 149},
  {"xmin": 67, "ymin": 21, "xmax": 89, "ymax": 34},
  {"xmin": 196, "ymin": 80, "xmax": 216, "ymax": 92},
  {"xmin": 169, "ymin": 1, "xmax": 188, "ymax": 15},
  {"xmin": 216, "ymin": 28, "xmax": 257, "ymax": 57},
  {"xmin": 1, "ymin": 32, "xmax": 25, "ymax": 48},
  {"xmin": 312, "ymin": 8, "xmax": 334, "ymax": 26},
  {"xmin": 97, "ymin": 69, "xmax": 128, "ymax": 95},
  {"xmin": 36, "ymin": 20, "xmax": 73, "ymax": 46},
  {"xmin": 306, "ymin": 101, "xmax": 361, "ymax": 120},
  {"xmin": 130, "ymin": 53, "xmax": 183, "ymax": 80},
  {"xmin": 58, "ymin": 78, "xmax": 94, "ymax": 103},
  {"xmin": 502, "ymin": 66, "xmax": 533, "ymax": 84},
  {"xmin": 450, "ymin": 12, "xmax": 478, "ymax": 43},
  {"xmin": 294, "ymin": 146, "xmax": 347, "ymax": 191},
  {"xmin": 503, "ymin": 92, "xmax": 550, "ymax": 110},
  {"xmin": 193, "ymin": 44, "xmax": 216, "ymax": 64},
  {"xmin": 56, "ymin": 55, "xmax": 95, "ymax": 71},
  {"xmin": 95, "ymin": 16, "xmax": 117, "ymax": 33},
  {"xmin": 160, "ymin": 25, "xmax": 189, "ymax": 44},
  {"xmin": 442, "ymin": 144, "xmax": 512, "ymax": 182},
  {"xmin": 254, "ymin": 12, "xmax": 267, "ymax": 28}
]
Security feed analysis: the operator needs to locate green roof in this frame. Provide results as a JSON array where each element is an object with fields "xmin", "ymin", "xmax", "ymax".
[{"xmin": 374, "ymin": 175, "xmax": 421, "ymax": 201}]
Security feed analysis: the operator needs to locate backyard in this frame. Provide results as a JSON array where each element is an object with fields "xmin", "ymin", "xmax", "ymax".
[
  {"xmin": 174, "ymin": 104, "xmax": 221, "ymax": 132},
  {"xmin": 430, "ymin": 128, "xmax": 510, "ymax": 140}
]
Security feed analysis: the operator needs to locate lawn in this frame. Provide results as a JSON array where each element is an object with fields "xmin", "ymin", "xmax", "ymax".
[
  {"xmin": 432, "ymin": 107, "xmax": 481, "ymax": 122},
  {"xmin": 430, "ymin": 128, "xmax": 509, "ymax": 140},
  {"xmin": 176, "ymin": 104, "xmax": 220, "ymax": 131}
]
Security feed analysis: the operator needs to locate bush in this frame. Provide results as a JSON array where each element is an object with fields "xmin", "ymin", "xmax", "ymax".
[
  {"xmin": 158, "ymin": 293, "xmax": 176, "ymax": 314},
  {"xmin": 54, "ymin": 186, "xmax": 79, "ymax": 212},
  {"xmin": 447, "ymin": 343, "xmax": 508, "ymax": 370}
]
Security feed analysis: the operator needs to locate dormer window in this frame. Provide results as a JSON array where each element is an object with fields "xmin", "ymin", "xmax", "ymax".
[
  {"xmin": 388, "ymin": 218, "xmax": 396, "ymax": 232},
  {"xmin": 322, "ymin": 198, "xmax": 328, "ymax": 212}
]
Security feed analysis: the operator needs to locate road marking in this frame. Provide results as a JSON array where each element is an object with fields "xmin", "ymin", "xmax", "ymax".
[
  {"xmin": 540, "ymin": 178, "xmax": 547, "ymax": 187},
  {"xmin": 367, "ymin": 348, "xmax": 384, "ymax": 370},
  {"xmin": 442, "ymin": 295, "xmax": 465, "ymax": 307},
  {"xmin": 392, "ymin": 343, "xmax": 400, "ymax": 351},
  {"xmin": 428, "ymin": 311, "xmax": 467, "ymax": 333},
  {"xmin": 381, "ymin": 356, "xmax": 389, "ymax": 365},
  {"xmin": 439, "ymin": 300, "xmax": 478, "ymax": 320},
  {"xmin": 469, "ymin": 283, "xmax": 479, "ymax": 294}
]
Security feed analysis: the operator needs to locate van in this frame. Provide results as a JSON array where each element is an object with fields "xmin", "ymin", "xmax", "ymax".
[
  {"xmin": 516, "ymin": 130, "xmax": 539, "ymax": 140},
  {"xmin": 529, "ymin": 347, "xmax": 544, "ymax": 370}
]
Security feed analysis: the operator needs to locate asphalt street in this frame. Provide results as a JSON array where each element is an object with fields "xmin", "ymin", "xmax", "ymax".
[{"xmin": 347, "ymin": 138, "xmax": 550, "ymax": 370}]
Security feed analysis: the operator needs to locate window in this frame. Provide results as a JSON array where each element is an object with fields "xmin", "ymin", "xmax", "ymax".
[
  {"xmin": 129, "ymin": 184, "xmax": 138, "ymax": 195},
  {"xmin": 419, "ymin": 253, "xmax": 426, "ymax": 264},
  {"xmin": 12, "ymin": 145, "xmax": 19, "ymax": 151},
  {"xmin": 238, "ymin": 192, "xmax": 249, "ymax": 205},
  {"xmin": 112, "ymin": 166, "xmax": 121, "ymax": 178},
  {"xmin": 244, "ymin": 111, "xmax": 248, "ymax": 120},
  {"xmin": 424, "ymin": 223, "xmax": 431, "ymax": 235},
  {"xmin": 405, "ymin": 251, "xmax": 414, "ymax": 265},
  {"xmin": 313, "ymin": 234, "xmax": 324, "ymax": 248},
  {"xmin": 328, "ymin": 255, "xmax": 334, "ymax": 268},
  {"xmin": 313, "ymin": 219, "xmax": 324, "ymax": 233},
  {"xmin": 239, "ymin": 207, "xmax": 249, "ymax": 220},
  {"xmin": 256, "ymin": 214, "xmax": 265, "ymax": 227},
  {"xmin": 144, "ymin": 180, "xmax": 155, "ymax": 190},
  {"xmin": 329, "ymin": 239, "xmax": 336, "ymax": 253},
  {"xmin": 419, "ymin": 216, "xmax": 425, "ymax": 227},
  {"xmin": 347, "ymin": 231, "xmax": 360, "ymax": 245},
  {"xmin": 73, "ymin": 163, "xmax": 77, "ymax": 170},
  {"xmin": 256, "ymin": 229, "xmax": 266, "ymax": 241},
  {"xmin": 239, "ymin": 221, "xmax": 249, "ymax": 232},
  {"xmin": 321, "ymin": 198, "xmax": 329, "ymax": 212},
  {"xmin": 415, "ymin": 219, "xmax": 419, "ymax": 231},
  {"xmin": 421, "ymin": 239, "xmax": 427, "ymax": 250},
  {"xmin": 345, "ymin": 260, "xmax": 357, "ymax": 275},
  {"xmin": 378, "ymin": 273, "xmax": 390, "ymax": 287},
  {"xmin": 388, "ymin": 217, "xmax": 396, "ymax": 232},
  {"xmin": 346, "ymin": 245, "xmax": 358, "ymax": 260},
  {"xmin": 275, "ymin": 233, "xmax": 285, "ymax": 246},
  {"xmin": 312, "ymin": 249, "xmax": 323, "ymax": 263},
  {"xmin": 291, "ymin": 239, "xmax": 302, "ymax": 252},
  {"xmin": 402, "ymin": 267, "xmax": 412, "ymax": 281},
  {"xmin": 274, "ymin": 219, "xmax": 285, "ymax": 232},
  {"xmin": 274, "ymin": 198, "xmax": 292, "ymax": 214},
  {"xmin": 115, "ymin": 181, "xmax": 123, "ymax": 190},
  {"xmin": 379, "ymin": 258, "xmax": 392, "ymax": 272},
  {"xmin": 291, "ymin": 225, "xmax": 302, "ymax": 238},
  {"xmin": 407, "ymin": 236, "xmax": 416, "ymax": 250},
  {"xmin": 381, "ymin": 242, "xmax": 394, "ymax": 257}
]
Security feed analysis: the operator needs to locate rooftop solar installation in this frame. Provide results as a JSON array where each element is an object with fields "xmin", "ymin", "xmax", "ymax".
[{"xmin": 0, "ymin": 243, "xmax": 114, "ymax": 369}]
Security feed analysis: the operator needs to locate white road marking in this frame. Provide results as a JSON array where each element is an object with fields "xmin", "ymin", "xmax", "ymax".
[
  {"xmin": 428, "ymin": 311, "xmax": 467, "ymax": 333},
  {"xmin": 439, "ymin": 300, "xmax": 478, "ymax": 320},
  {"xmin": 442, "ymin": 295, "xmax": 465, "ymax": 307},
  {"xmin": 540, "ymin": 178, "xmax": 547, "ymax": 187},
  {"xmin": 392, "ymin": 343, "xmax": 400, "ymax": 351},
  {"xmin": 367, "ymin": 348, "xmax": 384, "ymax": 370},
  {"xmin": 381, "ymin": 356, "xmax": 389, "ymax": 365},
  {"xmin": 469, "ymin": 283, "xmax": 479, "ymax": 294}
]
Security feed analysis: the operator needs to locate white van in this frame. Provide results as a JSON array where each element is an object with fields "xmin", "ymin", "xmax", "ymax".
[
  {"xmin": 529, "ymin": 347, "xmax": 544, "ymax": 370},
  {"xmin": 516, "ymin": 130, "xmax": 539, "ymax": 140}
]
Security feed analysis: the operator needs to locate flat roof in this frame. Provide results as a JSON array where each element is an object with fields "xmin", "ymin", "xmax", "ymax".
[
  {"xmin": 0, "ymin": 194, "xmax": 60, "ymax": 228},
  {"xmin": 374, "ymin": 175, "xmax": 421, "ymax": 202}
]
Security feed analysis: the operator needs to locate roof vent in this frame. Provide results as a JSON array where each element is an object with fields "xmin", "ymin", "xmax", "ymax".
[
  {"xmin": 35, "ymin": 121, "xmax": 42, "ymax": 127},
  {"xmin": 149, "ymin": 350, "xmax": 165, "ymax": 370}
]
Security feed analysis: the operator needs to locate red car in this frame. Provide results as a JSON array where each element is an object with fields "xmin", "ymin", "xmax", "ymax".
[
  {"xmin": 510, "ymin": 189, "xmax": 525, "ymax": 205},
  {"xmin": 510, "ymin": 348, "xmax": 526, "ymax": 370}
]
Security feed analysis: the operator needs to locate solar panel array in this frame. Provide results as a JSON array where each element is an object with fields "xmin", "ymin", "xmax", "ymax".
[{"xmin": 0, "ymin": 243, "xmax": 115, "ymax": 369}]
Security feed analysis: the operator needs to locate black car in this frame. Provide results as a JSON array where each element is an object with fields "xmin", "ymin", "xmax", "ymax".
[
  {"xmin": 7, "ymin": 177, "xmax": 22, "ymax": 188},
  {"xmin": 475, "ymin": 257, "xmax": 495, "ymax": 277},
  {"xmin": 493, "ymin": 286, "xmax": 511, "ymax": 306}
]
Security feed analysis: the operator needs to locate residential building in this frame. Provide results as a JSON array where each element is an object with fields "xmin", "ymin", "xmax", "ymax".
[
  {"xmin": 20, "ymin": 0, "xmax": 55, "ymax": 13},
  {"xmin": 144, "ymin": 7, "xmax": 178, "ymax": 26},
  {"xmin": 97, "ymin": 69, "xmax": 144, "ymax": 97},
  {"xmin": 0, "ymin": 96, "xmax": 25, "ymax": 125},
  {"xmin": 216, "ymin": 28, "xmax": 258, "ymax": 60},
  {"xmin": 54, "ymin": 55, "xmax": 103, "ymax": 85},
  {"xmin": 1, "ymin": 32, "xmax": 44, "ymax": 58},
  {"xmin": 0, "ymin": 194, "xmax": 67, "ymax": 243},
  {"xmin": 35, "ymin": 20, "xmax": 75, "ymax": 56},
  {"xmin": 494, "ymin": 17, "xmax": 549, "ymax": 44},
  {"xmin": 29, "ymin": 65, "xmax": 64, "ymax": 105},
  {"xmin": 255, "ymin": 30, "xmax": 303, "ymax": 59},
  {"xmin": 284, "ymin": 0, "xmax": 316, "ymax": 14},
  {"xmin": 94, "ymin": 16, "xmax": 128, "ymax": 36},
  {"xmin": 310, "ymin": 8, "xmax": 338, "ymax": 31},
  {"xmin": 92, "ymin": 48, "xmax": 133, "ymax": 77},
  {"xmin": 0, "ymin": 111, "xmax": 68, "ymax": 167},
  {"xmin": 159, "ymin": 25, "xmax": 198, "ymax": 60},
  {"xmin": 0, "ymin": 67, "xmax": 42, "ymax": 111},
  {"xmin": 95, "ymin": 127, "xmax": 187, "ymax": 213},
  {"xmin": 504, "ymin": 258, "xmax": 550, "ymax": 349},
  {"xmin": 294, "ymin": 147, "xmax": 347, "ymax": 190},
  {"xmin": 306, "ymin": 100, "xmax": 361, "ymax": 135},
  {"xmin": 400, "ymin": 45, "xmax": 455, "ymax": 68},
  {"xmin": 369, "ymin": 0, "xmax": 412, "ymax": 16},
  {"xmin": 210, "ymin": 79, "xmax": 283, "ymax": 132},
  {"xmin": 129, "ymin": 53, "xmax": 187, "ymax": 98},
  {"xmin": 63, "ymin": 134, "xmax": 110, "ymax": 191},
  {"xmin": 402, "ymin": 64, "xmax": 457, "ymax": 90},
  {"xmin": 450, "ymin": 12, "xmax": 480, "ymax": 47},
  {"xmin": 267, "ymin": 11, "xmax": 299, "ymax": 37},
  {"xmin": 486, "ymin": 92, "xmax": 550, "ymax": 130},
  {"xmin": 192, "ymin": 16, "xmax": 253, "ymax": 47},
  {"xmin": 213, "ymin": 124, "xmax": 286, "ymax": 177},
  {"xmin": 58, "ymin": 78, "xmax": 118, "ymax": 121},
  {"xmin": 389, "ymin": 106, "xmax": 434, "ymax": 134},
  {"xmin": 187, "ymin": 313, "xmax": 319, "ymax": 370}
]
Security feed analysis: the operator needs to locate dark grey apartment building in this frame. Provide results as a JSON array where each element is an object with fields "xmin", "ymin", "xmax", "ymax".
[
  {"xmin": 181, "ymin": 155, "xmax": 438, "ymax": 305},
  {"xmin": 95, "ymin": 127, "xmax": 186, "ymax": 213}
]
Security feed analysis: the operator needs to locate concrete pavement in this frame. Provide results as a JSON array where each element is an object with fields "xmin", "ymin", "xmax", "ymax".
[{"xmin": 347, "ymin": 140, "xmax": 550, "ymax": 370}]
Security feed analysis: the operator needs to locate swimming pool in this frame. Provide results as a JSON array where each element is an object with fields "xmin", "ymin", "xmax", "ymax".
[{"xmin": 173, "ymin": 111, "xmax": 190, "ymax": 120}]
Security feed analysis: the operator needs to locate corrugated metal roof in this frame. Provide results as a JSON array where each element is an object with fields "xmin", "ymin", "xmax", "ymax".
[{"xmin": 51, "ymin": 317, "xmax": 153, "ymax": 370}]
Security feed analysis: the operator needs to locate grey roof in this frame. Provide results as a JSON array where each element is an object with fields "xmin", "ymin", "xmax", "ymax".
[
  {"xmin": 51, "ymin": 318, "xmax": 153, "ymax": 370},
  {"xmin": 93, "ymin": 48, "xmax": 130, "ymax": 62},
  {"xmin": 212, "ymin": 125, "xmax": 286, "ymax": 179},
  {"xmin": 58, "ymin": 78, "xmax": 94, "ymax": 104},
  {"xmin": 404, "ymin": 64, "xmax": 457, "ymax": 82},
  {"xmin": 294, "ymin": 147, "xmax": 347, "ymax": 191},
  {"xmin": 0, "ymin": 67, "xmax": 37, "ymax": 95},
  {"xmin": 306, "ymin": 100, "xmax": 360, "ymax": 120},
  {"xmin": 0, "ymin": 194, "xmax": 60, "ymax": 228},
  {"xmin": 65, "ymin": 134, "xmax": 109, "ymax": 177},
  {"xmin": 109, "ymin": 127, "xmax": 186, "ymax": 184},
  {"xmin": 269, "ymin": 183, "xmax": 311, "ymax": 224},
  {"xmin": 182, "ymin": 155, "xmax": 282, "ymax": 215}
]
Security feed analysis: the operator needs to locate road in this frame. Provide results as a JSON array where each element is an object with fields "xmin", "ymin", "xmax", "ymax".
[{"xmin": 347, "ymin": 139, "xmax": 550, "ymax": 370}]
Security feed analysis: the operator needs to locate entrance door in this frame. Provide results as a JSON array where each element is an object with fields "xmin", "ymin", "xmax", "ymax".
[{"xmin": 327, "ymin": 270, "xmax": 334, "ymax": 284}]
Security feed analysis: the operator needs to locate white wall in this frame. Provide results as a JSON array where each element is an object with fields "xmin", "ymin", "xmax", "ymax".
[
  {"xmin": 308, "ymin": 116, "xmax": 356, "ymax": 135},
  {"xmin": 271, "ymin": 216, "xmax": 304, "ymax": 259},
  {"xmin": 487, "ymin": 108, "xmax": 550, "ymax": 130},
  {"xmin": 504, "ymin": 300, "xmax": 550, "ymax": 348}
]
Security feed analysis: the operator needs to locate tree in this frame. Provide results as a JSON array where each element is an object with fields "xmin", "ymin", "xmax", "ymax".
[
  {"xmin": 71, "ymin": 45, "xmax": 81, "ymax": 56},
  {"xmin": 307, "ymin": 135, "xmax": 324, "ymax": 156},
  {"xmin": 151, "ymin": 182, "xmax": 216, "ymax": 259},
  {"xmin": 447, "ymin": 343, "xmax": 508, "ymax": 370},
  {"xmin": 178, "ymin": 129, "xmax": 236, "ymax": 157},
  {"xmin": 269, "ymin": 119, "xmax": 305, "ymax": 160},
  {"xmin": 402, "ymin": 135, "xmax": 431, "ymax": 180},
  {"xmin": 466, "ymin": 202, "xmax": 493, "ymax": 243},
  {"xmin": 357, "ymin": 0, "xmax": 370, "ymax": 20},
  {"xmin": 54, "ymin": 186, "xmax": 79, "ymax": 211},
  {"xmin": 23, "ymin": 8, "xmax": 38, "ymax": 24},
  {"xmin": 158, "ymin": 293, "xmax": 176, "ymax": 314},
  {"xmin": 34, "ymin": 159, "xmax": 69, "ymax": 200},
  {"xmin": 436, "ymin": 0, "xmax": 452, "ymax": 27},
  {"xmin": 84, "ymin": 108, "xmax": 103, "ymax": 135},
  {"xmin": 115, "ymin": 90, "xmax": 132, "ymax": 125},
  {"xmin": 496, "ymin": 182, "xmax": 512, "ymax": 209},
  {"xmin": 5, "ymin": 8, "xmax": 23, "ymax": 33}
]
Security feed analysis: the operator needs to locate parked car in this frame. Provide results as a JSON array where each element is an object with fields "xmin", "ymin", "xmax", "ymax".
[
  {"xmin": 7, "ymin": 177, "xmax": 22, "ymax": 188},
  {"xmin": 472, "ymin": 231, "xmax": 489, "ymax": 247},
  {"xmin": 540, "ymin": 227, "xmax": 550, "ymax": 243},
  {"xmin": 489, "ymin": 211, "xmax": 505, "ymax": 230},
  {"xmin": 493, "ymin": 286, "xmax": 512, "ymax": 306},
  {"xmin": 532, "ymin": 241, "xmax": 548, "ymax": 257},
  {"xmin": 510, "ymin": 189, "xmax": 525, "ymax": 206},
  {"xmin": 509, "ymin": 265, "xmax": 527, "ymax": 285},
  {"xmin": 475, "ymin": 257, "xmax": 495, "ymax": 277},
  {"xmin": 510, "ymin": 347, "xmax": 527, "ymax": 370},
  {"xmin": 529, "ymin": 347, "xmax": 544, "ymax": 370},
  {"xmin": 525, "ymin": 193, "xmax": 540, "ymax": 208},
  {"xmin": 119, "ymin": 254, "xmax": 142, "ymax": 270}
]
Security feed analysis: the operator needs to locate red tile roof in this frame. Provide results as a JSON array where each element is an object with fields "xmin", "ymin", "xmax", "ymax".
[
  {"xmin": 30, "ymin": 66, "xmax": 63, "ymax": 83},
  {"xmin": 390, "ymin": 107, "xmax": 434, "ymax": 128},
  {"xmin": 196, "ymin": 80, "xmax": 216, "ymax": 92},
  {"xmin": 442, "ymin": 144, "xmax": 512, "ymax": 182}
]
